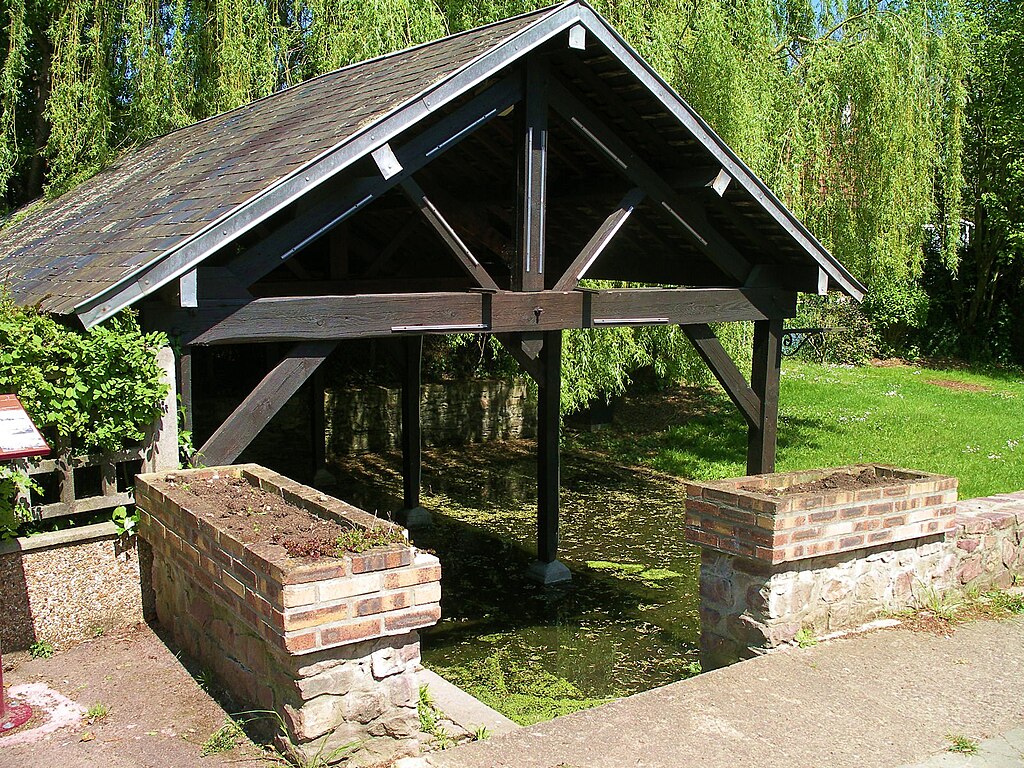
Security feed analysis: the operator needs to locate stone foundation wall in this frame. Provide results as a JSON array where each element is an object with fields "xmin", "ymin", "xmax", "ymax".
[
  {"xmin": 0, "ymin": 523, "xmax": 145, "ymax": 651},
  {"xmin": 954, "ymin": 494, "xmax": 1024, "ymax": 589},
  {"xmin": 325, "ymin": 379, "xmax": 536, "ymax": 456},
  {"xmin": 137, "ymin": 465, "xmax": 441, "ymax": 766}
]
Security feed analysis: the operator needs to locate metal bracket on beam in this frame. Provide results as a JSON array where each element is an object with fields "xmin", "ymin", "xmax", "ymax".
[{"xmin": 371, "ymin": 143, "xmax": 404, "ymax": 180}]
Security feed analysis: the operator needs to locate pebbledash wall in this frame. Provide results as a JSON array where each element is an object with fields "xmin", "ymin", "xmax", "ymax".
[
  {"xmin": 325, "ymin": 379, "xmax": 536, "ymax": 456},
  {"xmin": 136, "ymin": 464, "xmax": 441, "ymax": 766},
  {"xmin": 0, "ymin": 523, "xmax": 148, "ymax": 651},
  {"xmin": 686, "ymin": 465, "xmax": 1024, "ymax": 669}
]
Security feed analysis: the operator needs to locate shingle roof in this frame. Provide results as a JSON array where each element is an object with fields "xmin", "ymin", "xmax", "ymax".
[
  {"xmin": 0, "ymin": 5, "xmax": 560, "ymax": 315},
  {"xmin": 0, "ymin": 0, "xmax": 865, "ymax": 323}
]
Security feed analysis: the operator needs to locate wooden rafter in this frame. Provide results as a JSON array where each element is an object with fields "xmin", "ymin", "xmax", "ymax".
[
  {"xmin": 223, "ymin": 73, "xmax": 523, "ymax": 288},
  {"xmin": 548, "ymin": 79, "xmax": 752, "ymax": 284}
]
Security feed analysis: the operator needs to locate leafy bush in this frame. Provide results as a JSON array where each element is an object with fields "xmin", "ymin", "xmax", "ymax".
[{"xmin": 0, "ymin": 296, "xmax": 168, "ymax": 454}]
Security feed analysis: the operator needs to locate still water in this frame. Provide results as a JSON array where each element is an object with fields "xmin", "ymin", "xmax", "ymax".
[{"xmin": 331, "ymin": 439, "xmax": 701, "ymax": 712}]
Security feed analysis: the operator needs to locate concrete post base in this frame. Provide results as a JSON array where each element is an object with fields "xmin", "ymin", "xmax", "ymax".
[{"xmin": 526, "ymin": 559, "xmax": 571, "ymax": 585}]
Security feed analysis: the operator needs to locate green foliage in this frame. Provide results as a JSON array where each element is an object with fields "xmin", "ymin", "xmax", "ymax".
[
  {"xmin": 111, "ymin": 505, "xmax": 138, "ymax": 537},
  {"xmin": 201, "ymin": 718, "xmax": 244, "ymax": 756},
  {"xmin": 85, "ymin": 702, "xmax": 110, "ymax": 721},
  {"xmin": 435, "ymin": 649, "xmax": 613, "ymax": 726},
  {"xmin": 794, "ymin": 627, "xmax": 817, "ymax": 648},
  {"xmin": 29, "ymin": 639, "xmax": 54, "ymax": 658},
  {"xmin": 0, "ymin": 298, "xmax": 168, "ymax": 454},
  {"xmin": 0, "ymin": 464, "xmax": 37, "ymax": 537},
  {"xmin": 946, "ymin": 734, "xmax": 980, "ymax": 755},
  {"xmin": 574, "ymin": 360, "xmax": 1024, "ymax": 500},
  {"xmin": 335, "ymin": 525, "xmax": 407, "ymax": 554}
]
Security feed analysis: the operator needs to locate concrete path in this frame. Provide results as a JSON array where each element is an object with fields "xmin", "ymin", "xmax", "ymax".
[{"xmin": 428, "ymin": 616, "xmax": 1024, "ymax": 768}]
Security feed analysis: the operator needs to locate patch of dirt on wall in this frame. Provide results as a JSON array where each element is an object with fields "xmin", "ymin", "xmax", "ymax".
[
  {"xmin": 747, "ymin": 468, "xmax": 898, "ymax": 496},
  {"xmin": 167, "ymin": 476, "xmax": 398, "ymax": 560}
]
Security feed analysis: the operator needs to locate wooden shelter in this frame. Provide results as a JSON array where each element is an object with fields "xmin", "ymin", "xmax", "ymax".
[{"xmin": 0, "ymin": 1, "xmax": 864, "ymax": 583}]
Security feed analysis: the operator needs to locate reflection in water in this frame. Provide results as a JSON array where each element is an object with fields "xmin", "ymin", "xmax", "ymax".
[{"xmin": 331, "ymin": 440, "xmax": 701, "ymax": 704}]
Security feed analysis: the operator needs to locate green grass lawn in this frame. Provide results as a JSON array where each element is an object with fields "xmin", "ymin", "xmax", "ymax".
[{"xmin": 570, "ymin": 360, "xmax": 1024, "ymax": 500}]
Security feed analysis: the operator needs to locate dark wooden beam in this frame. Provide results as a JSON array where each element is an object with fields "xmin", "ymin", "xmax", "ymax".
[
  {"xmin": 681, "ymin": 324, "xmax": 759, "ymax": 427},
  {"xmin": 146, "ymin": 288, "xmax": 796, "ymax": 345},
  {"xmin": 310, "ymin": 367, "xmax": 327, "ymax": 477},
  {"xmin": 195, "ymin": 341, "xmax": 337, "ymax": 466},
  {"xmin": 552, "ymin": 186, "xmax": 645, "ymax": 291},
  {"xmin": 400, "ymin": 177, "xmax": 499, "ymax": 291},
  {"xmin": 495, "ymin": 332, "xmax": 543, "ymax": 384},
  {"xmin": 747, "ymin": 318, "xmax": 783, "ymax": 474},
  {"xmin": 515, "ymin": 56, "xmax": 549, "ymax": 292},
  {"xmin": 548, "ymin": 79, "xmax": 752, "ymax": 283},
  {"xmin": 401, "ymin": 336, "xmax": 423, "ymax": 511},
  {"xmin": 536, "ymin": 329, "xmax": 563, "ymax": 568},
  {"xmin": 224, "ymin": 73, "xmax": 523, "ymax": 287}
]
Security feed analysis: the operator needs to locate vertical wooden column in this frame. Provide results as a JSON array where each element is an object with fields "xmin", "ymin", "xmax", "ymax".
[
  {"xmin": 747, "ymin": 318, "xmax": 783, "ymax": 474},
  {"xmin": 310, "ymin": 368, "xmax": 336, "ymax": 488},
  {"xmin": 514, "ymin": 55, "xmax": 549, "ymax": 292},
  {"xmin": 401, "ymin": 336, "xmax": 429, "ymax": 526},
  {"xmin": 529, "ymin": 330, "xmax": 570, "ymax": 584}
]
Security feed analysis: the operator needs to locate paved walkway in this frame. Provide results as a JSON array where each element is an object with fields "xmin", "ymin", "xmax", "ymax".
[{"xmin": 429, "ymin": 616, "xmax": 1024, "ymax": 768}]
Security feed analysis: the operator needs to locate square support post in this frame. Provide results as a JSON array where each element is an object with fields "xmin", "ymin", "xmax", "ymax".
[
  {"xmin": 513, "ymin": 55, "xmax": 549, "ymax": 292},
  {"xmin": 401, "ymin": 335, "xmax": 429, "ymax": 527},
  {"xmin": 310, "ymin": 368, "xmax": 336, "ymax": 488},
  {"xmin": 529, "ymin": 329, "xmax": 570, "ymax": 584},
  {"xmin": 746, "ymin": 318, "xmax": 783, "ymax": 474}
]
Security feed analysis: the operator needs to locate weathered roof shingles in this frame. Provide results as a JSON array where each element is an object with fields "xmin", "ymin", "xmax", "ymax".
[{"xmin": 0, "ymin": 6, "xmax": 557, "ymax": 314}]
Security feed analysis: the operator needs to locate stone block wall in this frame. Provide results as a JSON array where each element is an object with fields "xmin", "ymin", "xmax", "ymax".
[
  {"xmin": 325, "ymin": 379, "xmax": 536, "ymax": 456},
  {"xmin": 688, "ymin": 467, "xmax": 1024, "ymax": 670},
  {"xmin": 137, "ymin": 465, "xmax": 441, "ymax": 766},
  {"xmin": 0, "ymin": 523, "xmax": 145, "ymax": 651}
]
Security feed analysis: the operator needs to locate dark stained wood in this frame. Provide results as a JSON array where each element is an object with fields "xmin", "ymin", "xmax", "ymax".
[
  {"xmin": 224, "ymin": 73, "xmax": 523, "ymax": 287},
  {"xmin": 402, "ymin": 336, "xmax": 423, "ymax": 511},
  {"xmin": 151, "ymin": 288, "xmax": 794, "ymax": 345},
  {"xmin": 177, "ymin": 347, "xmax": 194, "ymax": 435},
  {"xmin": 536, "ymin": 329, "xmax": 561, "ymax": 563},
  {"xmin": 311, "ymin": 367, "xmax": 327, "ymax": 474},
  {"xmin": 747, "ymin": 318, "xmax": 783, "ymax": 474},
  {"xmin": 552, "ymin": 186, "xmax": 645, "ymax": 291},
  {"xmin": 514, "ymin": 55, "xmax": 549, "ymax": 292},
  {"xmin": 196, "ymin": 341, "xmax": 337, "ymax": 466},
  {"xmin": 400, "ymin": 177, "xmax": 499, "ymax": 291},
  {"xmin": 548, "ymin": 79, "xmax": 752, "ymax": 284},
  {"xmin": 495, "ymin": 332, "xmax": 543, "ymax": 384},
  {"xmin": 682, "ymin": 324, "xmax": 759, "ymax": 427}
]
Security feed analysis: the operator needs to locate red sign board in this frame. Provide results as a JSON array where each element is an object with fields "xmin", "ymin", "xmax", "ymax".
[{"xmin": 0, "ymin": 395, "xmax": 50, "ymax": 461}]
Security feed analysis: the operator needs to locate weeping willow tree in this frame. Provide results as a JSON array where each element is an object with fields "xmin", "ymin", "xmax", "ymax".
[{"xmin": 0, "ymin": 0, "xmax": 972, "ymax": 406}]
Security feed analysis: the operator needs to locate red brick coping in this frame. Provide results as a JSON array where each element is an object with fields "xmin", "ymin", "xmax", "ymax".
[{"xmin": 685, "ymin": 464, "xmax": 958, "ymax": 564}]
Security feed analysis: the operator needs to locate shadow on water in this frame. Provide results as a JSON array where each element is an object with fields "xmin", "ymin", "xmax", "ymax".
[{"xmin": 331, "ymin": 441, "xmax": 701, "ymax": 701}]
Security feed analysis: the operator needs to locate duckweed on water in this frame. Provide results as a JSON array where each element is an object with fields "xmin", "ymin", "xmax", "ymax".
[{"xmin": 435, "ymin": 649, "xmax": 614, "ymax": 726}]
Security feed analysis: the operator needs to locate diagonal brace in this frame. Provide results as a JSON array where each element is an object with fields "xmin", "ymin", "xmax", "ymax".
[
  {"xmin": 682, "ymin": 323, "xmax": 759, "ymax": 427},
  {"xmin": 553, "ymin": 186, "xmax": 646, "ymax": 291},
  {"xmin": 400, "ymin": 177, "xmax": 498, "ymax": 291},
  {"xmin": 195, "ymin": 341, "xmax": 337, "ymax": 466}
]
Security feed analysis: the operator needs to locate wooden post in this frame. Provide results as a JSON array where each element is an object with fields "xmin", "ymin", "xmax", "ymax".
[
  {"xmin": 514, "ymin": 56, "xmax": 549, "ymax": 292},
  {"xmin": 311, "ymin": 368, "xmax": 336, "ymax": 488},
  {"xmin": 177, "ymin": 347, "xmax": 193, "ymax": 436},
  {"xmin": 528, "ymin": 329, "xmax": 570, "ymax": 584},
  {"xmin": 401, "ymin": 336, "xmax": 429, "ymax": 526},
  {"xmin": 747, "ymin": 319, "xmax": 783, "ymax": 474}
]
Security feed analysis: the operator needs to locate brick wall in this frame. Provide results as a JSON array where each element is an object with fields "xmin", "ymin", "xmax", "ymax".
[
  {"xmin": 137, "ymin": 465, "xmax": 441, "ymax": 766},
  {"xmin": 685, "ymin": 465, "xmax": 958, "ymax": 563}
]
